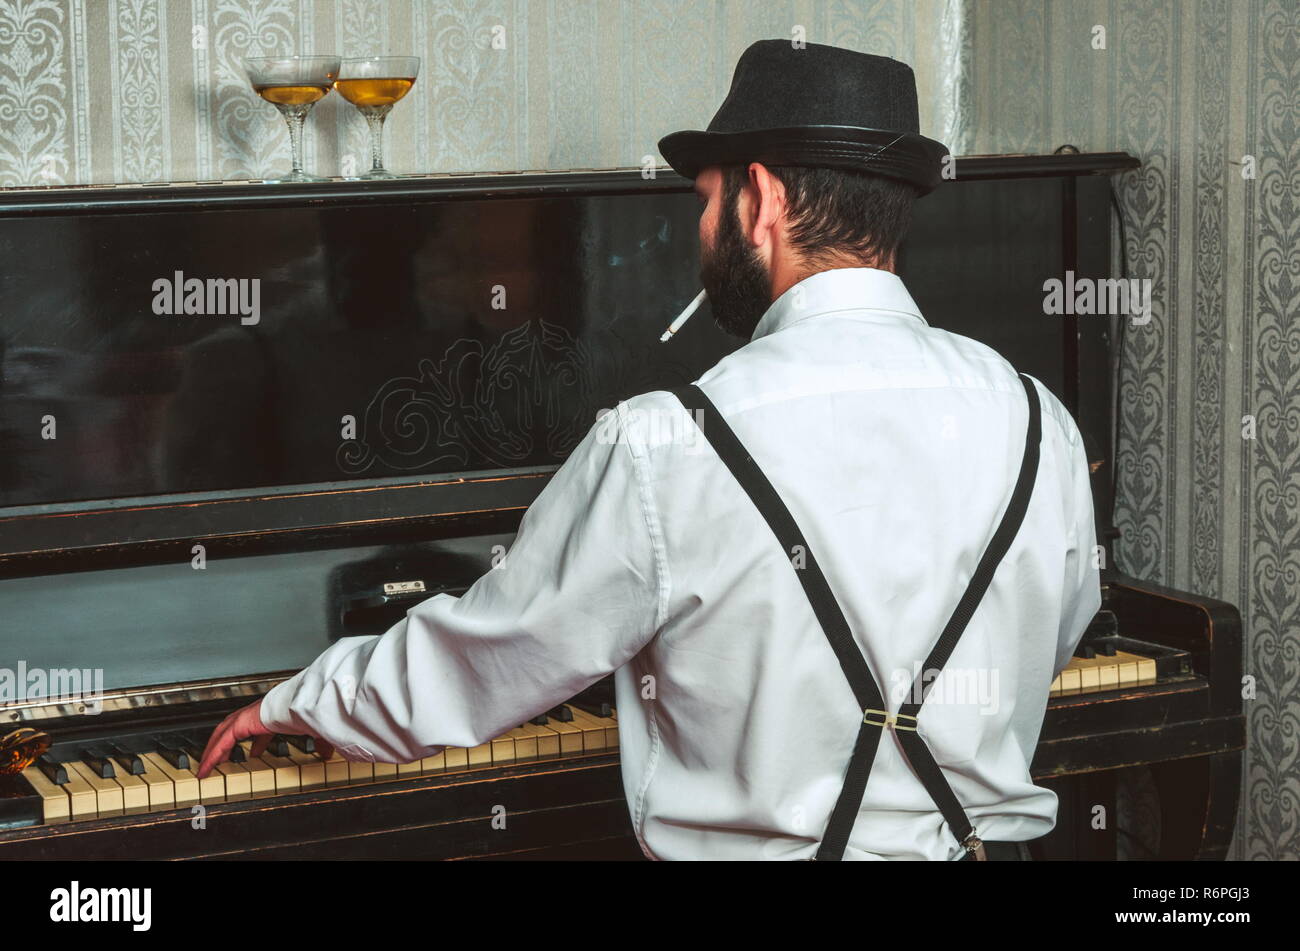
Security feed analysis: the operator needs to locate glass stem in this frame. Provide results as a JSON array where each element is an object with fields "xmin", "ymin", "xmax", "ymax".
[
  {"xmin": 278, "ymin": 105, "xmax": 311, "ymax": 176},
  {"xmin": 365, "ymin": 111, "xmax": 388, "ymax": 172}
]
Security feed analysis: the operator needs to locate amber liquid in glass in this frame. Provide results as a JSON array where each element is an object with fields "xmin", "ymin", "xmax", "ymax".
[
  {"xmin": 334, "ymin": 77, "xmax": 416, "ymax": 108},
  {"xmin": 254, "ymin": 83, "xmax": 331, "ymax": 106}
]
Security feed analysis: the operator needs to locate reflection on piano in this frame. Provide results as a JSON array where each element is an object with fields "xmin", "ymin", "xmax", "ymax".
[{"xmin": 0, "ymin": 155, "xmax": 1243, "ymax": 860}]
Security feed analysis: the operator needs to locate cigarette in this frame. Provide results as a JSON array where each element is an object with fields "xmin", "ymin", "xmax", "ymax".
[{"xmin": 659, "ymin": 289, "xmax": 707, "ymax": 342}]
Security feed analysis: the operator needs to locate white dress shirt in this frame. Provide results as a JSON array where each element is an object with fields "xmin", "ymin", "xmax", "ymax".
[{"xmin": 261, "ymin": 266, "xmax": 1101, "ymax": 861}]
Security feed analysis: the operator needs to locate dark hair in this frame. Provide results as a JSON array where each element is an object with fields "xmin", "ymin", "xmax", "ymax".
[{"xmin": 722, "ymin": 164, "xmax": 916, "ymax": 267}]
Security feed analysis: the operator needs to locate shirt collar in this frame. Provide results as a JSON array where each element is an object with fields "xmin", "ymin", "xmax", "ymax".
[{"xmin": 750, "ymin": 267, "xmax": 927, "ymax": 343}]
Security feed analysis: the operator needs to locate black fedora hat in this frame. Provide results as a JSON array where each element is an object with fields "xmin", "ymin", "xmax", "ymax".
[{"xmin": 658, "ymin": 40, "xmax": 949, "ymax": 195}]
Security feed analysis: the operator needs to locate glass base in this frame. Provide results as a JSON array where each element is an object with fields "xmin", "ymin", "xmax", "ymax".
[
  {"xmin": 359, "ymin": 167, "xmax": 400, "ymax": 180},
  {"xmin": 262, "ymin": 170, "xmax": 329, "ymax": 183}
]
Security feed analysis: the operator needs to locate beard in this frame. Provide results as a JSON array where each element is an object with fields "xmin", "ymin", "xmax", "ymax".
[{"xmin": 699, "ymin": 195, "xmax": 772, "ymax": 339}]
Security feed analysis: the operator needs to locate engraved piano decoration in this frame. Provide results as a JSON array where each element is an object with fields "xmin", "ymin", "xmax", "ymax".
[{"xmin": 0, "ymin": 155, "xmax": 1243, "ymax": 860}]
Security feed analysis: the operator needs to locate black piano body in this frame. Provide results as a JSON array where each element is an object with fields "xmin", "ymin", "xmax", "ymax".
[{"xmin": 0, "ymin": 154, "xmax": 1243, "ymax": 859}]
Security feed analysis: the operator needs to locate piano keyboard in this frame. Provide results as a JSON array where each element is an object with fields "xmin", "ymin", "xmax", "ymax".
[
  {"xmin": 18, "ymin": 703, "xmax": 618, "ymax": 825},
  {"xmin": 1049, "ymin": 649, "xmax": 1157, "ymax": 697}
]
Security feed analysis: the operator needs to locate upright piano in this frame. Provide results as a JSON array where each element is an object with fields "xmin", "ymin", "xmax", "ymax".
[{"xmin": 0, "ymin": 152, "xmax": 1244, "ymax": 860}]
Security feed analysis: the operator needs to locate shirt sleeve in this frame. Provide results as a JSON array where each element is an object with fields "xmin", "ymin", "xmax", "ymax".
[
  {"xmin": 258, "ymin": 405, "xmax": 663, "ymax": 763},
  {"xmin": 1053, "ymin": 412, "xmax": 1103, "ymax": 675}
]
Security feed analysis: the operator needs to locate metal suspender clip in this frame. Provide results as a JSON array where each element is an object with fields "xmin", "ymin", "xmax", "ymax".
[
  {"xmin": 862, "ymin": 708, "xmax": 918, "ymax": 731},
  {"xmin": 963, "ymin": 832, "xmax": 987, "ymax": 861}
]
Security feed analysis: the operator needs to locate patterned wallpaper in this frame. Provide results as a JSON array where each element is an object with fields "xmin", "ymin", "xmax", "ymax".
[
  {"xmin": 0, "ymin": 0, "xmax": 965, "ymax": 186},
  {"xmin": 967, "ymin": 0, "xmax": 1299, "ymax": 862},
  {"xmin": 0, "ymin": 0, "xmax": 1294, "ymax": 861}
]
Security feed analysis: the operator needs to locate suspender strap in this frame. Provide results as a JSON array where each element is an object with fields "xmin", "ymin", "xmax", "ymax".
[
  {"xmin": 669, "ymin": 386, "xmax": 888, "ymax": 716},
  {"xmin": 670, "ymin": 374, "xmax": 1042, "ymax": 861},
  {"xmin": 892, "ymin": 374, "xmax": 1043, "ymax": 850}
]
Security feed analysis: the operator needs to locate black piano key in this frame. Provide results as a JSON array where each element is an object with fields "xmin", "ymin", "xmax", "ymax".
[
  {"xmin": 37, "ymin": 755, "xmax": 67, "ymax": 786},
  {"xmin": 154, "ymin": 737, "xmax": 191, "ymax": 771},
  {"xmin": 529, "ymin": 714, "xmax": 549, "ymax": 725},
  {"xmin": 162, "ymin": 731, "xmax": 200, "ymax": 752},
  {"xmin": 227, "ymin": 743, "xmax": 247, "ymax": 763},
  {"xmin": 1074, "ymin": 643, "xmax": 1097, "ymax": 659},
  {"xmin": 572, "ymin": 677, "xmax": 615, "ymax": 718},
  {"xmin": 80, "ymin": 748, "xmax": 117, "ymax": 779},
  {"xmin": 106, "ymin": 745, "xmax": 145, "ymax": 776},
  {"xmin": 286, "ymin": 734, "xmax": 316, "ymax": 754},
  {"xmin": 267, "ymin": 735, "xmax": 291, "ymax": 757},
  {"xmin": 571, "ymin": 698, "xmax": 613, "ymax": 718},
  {"xmin": 179, "ymin": 730, "xmax": 214, "ymax": 757},
  {"xmin": 547, "ymin": 705, "xmax": 574, "ymax": 723},
  {"xmin": 1100, "ymin": 641, "xmax": 1117, "ymax": 657}
]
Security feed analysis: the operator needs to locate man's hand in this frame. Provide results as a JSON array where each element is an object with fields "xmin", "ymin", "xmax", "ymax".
[{"xmin": 196, "ymin": 699, "xmax": 334, "ymax": 778}]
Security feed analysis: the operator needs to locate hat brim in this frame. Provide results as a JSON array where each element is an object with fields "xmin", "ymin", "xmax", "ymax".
[{"xmin": 657, "ymin": 125, "xmax": 949, "ymax": 195}]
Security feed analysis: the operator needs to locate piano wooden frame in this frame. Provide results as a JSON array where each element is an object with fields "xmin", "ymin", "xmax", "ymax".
[{"xmin": 0, "ymin": 155, "xmax": 1244, "ymax": 860}]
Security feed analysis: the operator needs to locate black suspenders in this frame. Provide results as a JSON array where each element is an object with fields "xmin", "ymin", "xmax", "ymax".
[{"xmin": 670, "ymin": 374, "xmax": 1042, "ymax": 861}]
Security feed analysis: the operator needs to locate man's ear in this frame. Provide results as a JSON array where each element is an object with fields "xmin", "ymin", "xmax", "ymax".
[{"xmin": 746, "ymin": 162, "xmax": 786, "ymax": 250}]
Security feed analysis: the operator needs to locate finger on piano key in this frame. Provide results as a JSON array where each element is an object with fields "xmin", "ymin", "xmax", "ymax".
[
  {"xmin": 177, "ymin": 744, "xmax": 226, "ymax": 803},
  {"xmin": 66, "ymin": 760, "xmax": 125, "ymax": 816},
  {"xmin": 176, "ymin": 731, "xmax": 237, "ymax": 801},
  {"xmin": 20, "ymin": 765, "xmax": 70, "ymax": 824}
]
